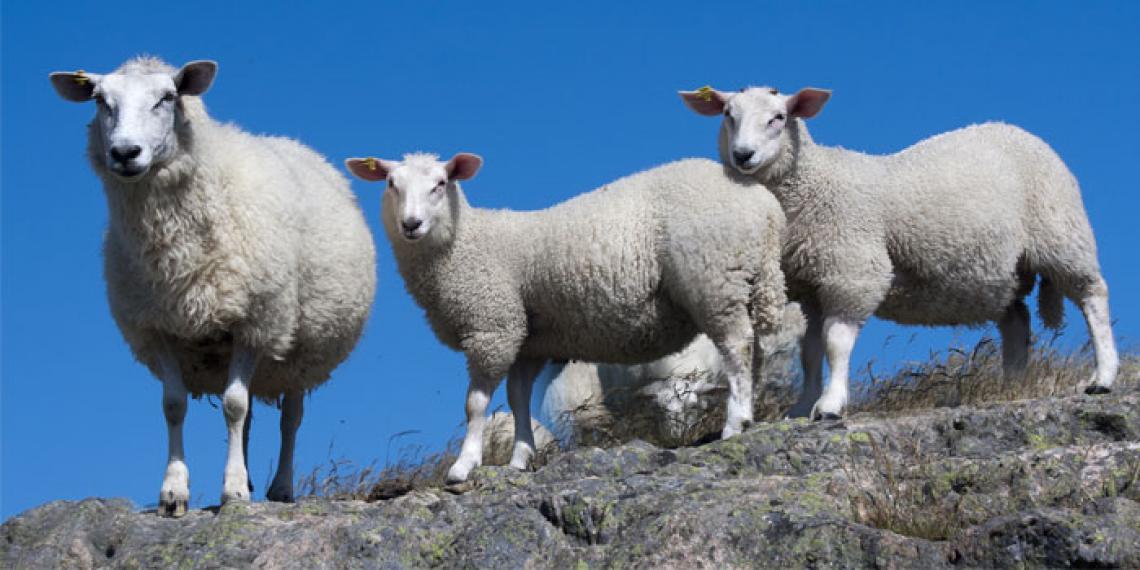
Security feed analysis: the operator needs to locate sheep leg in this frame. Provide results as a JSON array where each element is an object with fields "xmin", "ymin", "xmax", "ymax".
[
  {"xmin": 1080, "ymin": 278, "xmax": 1119, "ymax": 394},
  {"xmin": 267, "ymin": 391, "xmax": 303, "ymax": 502},
  {"xmin": 787, "ymin": 304, "xmax": 824, "ymax": 418},
  {"xmin": 998, "ymin": 300, "xmax": 1031, "ymax": 377},
  {"xmin": 221, "ymin": 344, "xmax": 259, "ymax": 504},
  {"xmin": 506, "ymin": 359, "xmax": 546, "ymax": 470},
  {"xmin": 242, "ymin": 393, "xmax": 253, "ymax": 494},
  {"xmin": 157, "ymin": 347, "xmax": 190, "ymax": 518},
  {"xmin": 714, "ymin": 330, "xmax": 756, "ymax": 439},
  {"xmin": 811, "ymin": 317, "xmax": 861, "ymax": 420},
  {"xmin": 447, "ymin": 372, "xmax": 502, "ymax": 483}
]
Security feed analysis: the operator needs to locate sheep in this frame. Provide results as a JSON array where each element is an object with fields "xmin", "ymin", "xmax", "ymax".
[
  {"xmin": 481, "ymin": 412, "xmax": 557, "ymax": 466},
  {"xmin": 345, "ymin": 152, "xmax": 786, "ymax": 482},
  {"xmin": 537, "ymin": 304, "xmax": 806, "ymax": 448},
  {"xmin": 49, "ymin": 57, "xmax": 376, "ymax": 516},
  {"xmin": 679, "ymin": 85, "xmax": 1120, "ymax": 420}
]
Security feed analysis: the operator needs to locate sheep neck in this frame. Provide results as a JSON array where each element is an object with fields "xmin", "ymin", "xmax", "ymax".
[{"xmin": 753, "ymin": 119, "xmax": 821, "ymax": 218}]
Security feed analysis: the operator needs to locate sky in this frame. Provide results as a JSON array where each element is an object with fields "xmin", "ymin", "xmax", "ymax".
[{"xmin": 2, "ymin": 2, "xmax": 1138, "ymax": 520}]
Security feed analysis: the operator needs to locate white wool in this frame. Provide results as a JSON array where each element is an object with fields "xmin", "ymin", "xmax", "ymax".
[
  {"xmin": 681, "ymin": 86, "xmax": 1119, "ymax": 419},
  {"xmin": 51, "ymin": 57, "xmax": 376, "ymax": 513},
  {"xmin": 349, "ymin": 154, "xmax": 786, "ymax": 481}
]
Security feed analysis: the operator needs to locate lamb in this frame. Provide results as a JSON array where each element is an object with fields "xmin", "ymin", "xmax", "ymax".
[
  {"xmin": 481, "ymin": 412, "xmax": 557, "ymax": 466},
  {"xmin": 49, "ymin": 57, "xmax": 376, "ymax": 516},
  {"xmin": 537, "ymin": 304, "xmax": 805, "ymax": 448},
  {"xmin": 679, "ymin": 85, "xmax": 1120, "ymax": 419},
  {"xmin": 345, "ymin": 153, "xmax": 786, "ymax": 482}
]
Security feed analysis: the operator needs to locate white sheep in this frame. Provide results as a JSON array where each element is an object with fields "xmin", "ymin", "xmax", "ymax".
[
  {"xmin": 345, "ymin": 153, "xmax": 786, "ymax": 482},
  {"xmin": 537, "ymin": 303, "xmax": 806, "ymax": 447},
  {"xmin": 680, "ymin": 85, "xmax": 1120, "ymax": 419},
  {"xmin": 50, "ymin": 57, "xmax": 376, "ymax": 516},
  {"xmin": 481, "ymin": 411, "xmax": 557, "ymax": 467}
]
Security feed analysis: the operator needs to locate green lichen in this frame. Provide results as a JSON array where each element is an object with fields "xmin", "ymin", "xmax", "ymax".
[
  {"xmin": 1026, "ymin": 432, "xmax": 1051, "ymax": 451},
  {"xmin": 420, "ymin": 534, "xmax": 450, "ymax": 566}
]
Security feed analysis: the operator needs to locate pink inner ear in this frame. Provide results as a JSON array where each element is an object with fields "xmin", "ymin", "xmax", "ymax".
[
  {"xmin": 346, "ymin": 158, "xmax": 388, "ymax": 182},
  {"xmin": 679, "ymin": 89, "xmax": 727, "ymax": 116},
  {"xmin": 447, "ymin": 153, "xmax": 483, "ymax": 181},
  {"xmin": 788, "ymin": 88, "xmax": 831, "ymax": 119}
]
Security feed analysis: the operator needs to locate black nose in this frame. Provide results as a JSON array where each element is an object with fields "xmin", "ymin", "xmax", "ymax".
[
  {"xmin": 110, "ymin": 145, "xmax": 142, "ymax": 162},
  {"xmin": 402, "ymin": 218, "xmax": 423, "ymax": 233},
  {"xmin": 732, "ymin": 148, "xmax": 754, "ymax": 166}
]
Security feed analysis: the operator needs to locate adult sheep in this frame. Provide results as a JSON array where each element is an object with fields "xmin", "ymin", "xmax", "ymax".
[
  {"xmin": 680, "ymin": 85, "xmax": 1119, "ymax": 419},
  {"xmin": 50, "ymin": 57, "xmax": 376, "ymax": 515},
  {"xmin": 345, "ymin": 153, "xmax": 785, "ymax": 482}
]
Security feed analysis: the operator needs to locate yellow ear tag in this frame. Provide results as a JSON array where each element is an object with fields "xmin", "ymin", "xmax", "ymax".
[
  {"xmin": 366, "ymin": 158, "xmax": 378, "ymax": 171},
  {"xmin": 697, "ymin": 85, "xmax": 715, "ymax": 102},
  {"xmin": 73, "ymin": 70, "xmax": 89, "ymax": 86}
]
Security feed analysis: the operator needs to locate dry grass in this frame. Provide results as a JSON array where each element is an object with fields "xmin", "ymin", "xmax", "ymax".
[
  {"xmin": 852, "ymin": 331, "xmax": 1136, "ymax": 415},
  {"xmin": 845, "ymin": 434, "xmax": 964, "ymax": 541},
  {"xmin": 296, "ymin": 437, "xmax": 460, "ymax": 501}
]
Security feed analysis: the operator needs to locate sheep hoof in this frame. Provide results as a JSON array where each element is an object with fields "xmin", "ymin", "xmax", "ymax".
[
  {"xmin": 158, "ymin": 498, "xmax": 188, "ymax": 518},
  {"xmin": 266, "ymin": 490, "xmax": 294, "ymax": 503},
  {"xmin": 815, "ymin": 412, "xmax": 843, "ymax": 421},
  {"xmin": 1085, "ymin": 385, "xmax": 1112, "ymax": 395},
  {"xmin": 221, "ymin": 486, "xmax": 251, "ymax": 505},
  {"xmin": 446, "ymin": 460, "xmax": 476, "ymax": 484}
]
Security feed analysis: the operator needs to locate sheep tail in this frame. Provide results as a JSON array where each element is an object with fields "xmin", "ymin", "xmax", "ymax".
[{"xmin": 1037, "ymin": 276, "xmax": 1064, "ymax": 331}]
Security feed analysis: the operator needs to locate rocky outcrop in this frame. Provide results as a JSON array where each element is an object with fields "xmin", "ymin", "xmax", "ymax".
[{"xmin": 5, "ymin": 386, "xmax": 1140, "ymax": 568}]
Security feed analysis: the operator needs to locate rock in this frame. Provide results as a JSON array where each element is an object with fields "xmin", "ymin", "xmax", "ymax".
[{"xmin": 5, "ymin": 386, "xmax": 1140, "ymax": 568}]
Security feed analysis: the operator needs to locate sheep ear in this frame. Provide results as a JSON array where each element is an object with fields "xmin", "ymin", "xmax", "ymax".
[
  {"xmin": 345, "ymin": 157, "xmax": 393, "ymax": 182},
  {"xmin": 50, "ymin": 71, "xmax": 100, "ymax": 102},
  {"xmin": 174, "ymin": 60, "xmax": 217, "ymax": 96},
  {"xmin": 446, "ymin": 153, "xmax": 482, "ymax": 181},
  {"xmin": 679, "ymin": 86, "xmax": 729, "ymax": 116},
  {"xmin": 787, "ymin": 87, "xmax": 831, "ymax": 119}
]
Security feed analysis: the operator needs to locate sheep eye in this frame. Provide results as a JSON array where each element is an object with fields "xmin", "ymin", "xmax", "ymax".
[
  {"xmin": 432, "ymin": 181, "xmax": 446, "ymax": 193},
  {"xmin": 773, "ymin": 113, "xmax": 786, "ymax": 122},
  {"xmin": 154, "ymin": 92, "xmax": 176, "ymax": 109}
]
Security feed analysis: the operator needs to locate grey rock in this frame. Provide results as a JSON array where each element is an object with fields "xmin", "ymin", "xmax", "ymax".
[{"xmin": 5, "ymin": 387, "xmax": 1140, "ymax": 569}]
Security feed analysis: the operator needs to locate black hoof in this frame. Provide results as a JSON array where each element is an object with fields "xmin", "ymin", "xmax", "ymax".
[
  {"xmin": 815, "ymin": 412, "xmax": 843, "ymax": 421},
  {"xmin": 158, "ymin": 499, "xmax": 188, "ymax": 518},
  {"xmin": 1085, "ymin": 385, "xmax": 1112, "ymax": 395}
]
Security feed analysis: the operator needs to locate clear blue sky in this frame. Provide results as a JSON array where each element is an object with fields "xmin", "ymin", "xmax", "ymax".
[{"xmin": 3, "ymin": 2, "xmax": 1137, "ymax": 520}]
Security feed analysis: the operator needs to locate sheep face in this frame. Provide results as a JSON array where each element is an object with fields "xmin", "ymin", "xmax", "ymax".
[
  {"xmin": 679, "ymin": 86, "xmax": 831, "ymax": 175},
  {"xmin": 50, "ymin": 61, "xmax": 216, "ymax": 181},
  {"xmin": 346, "ymin": 153, "xmax": 482, "ymax": 244}
]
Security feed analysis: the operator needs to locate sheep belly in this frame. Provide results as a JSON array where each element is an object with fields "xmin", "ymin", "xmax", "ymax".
[
  {"xmin": 519, "ymin": 294, "xmax": 697, "ymax": 365},
  {"xmin": 876, "ymin": 269, "xmax": 1021, "ymax": 326}
]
